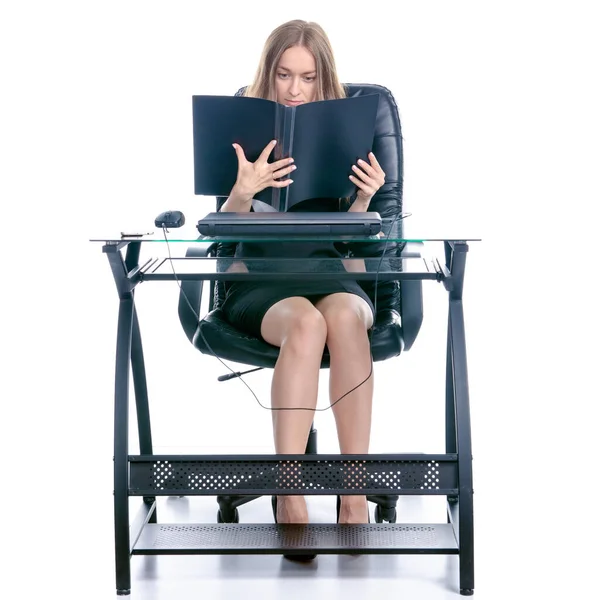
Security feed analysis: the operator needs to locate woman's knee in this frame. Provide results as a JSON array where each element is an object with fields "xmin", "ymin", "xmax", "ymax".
[
  {"xmin": 316, "ymin": 295, "xmax": 374, "ymax": 337},
  {"xmin": 261, "ymin": 298, "xmax": 327, "ymax": 349},
  {"xmin": 327, "ymin": 311, "xmax": 370, "ymax": 346}
]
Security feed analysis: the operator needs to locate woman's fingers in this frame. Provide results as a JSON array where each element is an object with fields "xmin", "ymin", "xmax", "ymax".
[
  {"xmin": 351, "ymin": 153, "xmax": 386, "ymax": 188},
  {"xmin": 274, "ymin": 156, "xmax": 294, "ymax": 169},
  {"xmin": 351, "ymin": 163, "xmax": 371, "ymax": 183},
  {"xmin": 368, "ymin": 152, "xmax": 383, "ymax": 172},
  {"xmin": 349, "ymin": 174, "xmax": 375, "ymax": 194},
  {"xmin": 273, "ymin": 178, "xmax": 294, "ymax": 188},
  {"xmin": 272, "ymin": 163, "xmax": 296, "ymax": 179},
  {"xmin": 349, "ymin": 152, "xmax": 386, "ymax": 202},
  {"xmin": 232, "ymin": 143, "xmax": 248, "ymax": 164},
  {"xmin": 356, "ymin": 158, "xmax": 376, "ymax": 176},
  {"xmin": 233, "ymin": 140, "xmax": 296, "ymax": 193},
  {"xmin": 258, "ymin": 139, "xmax": 278, "ymax": 164}
]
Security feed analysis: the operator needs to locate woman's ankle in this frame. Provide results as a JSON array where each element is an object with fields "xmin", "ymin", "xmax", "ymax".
[
  {"xmin": 338, "ymin": 495, "xmax": 369, "ymax": 524},
  {"xmin": 277, "ymin": 495, "xmax": 308, "ymax": 523}
]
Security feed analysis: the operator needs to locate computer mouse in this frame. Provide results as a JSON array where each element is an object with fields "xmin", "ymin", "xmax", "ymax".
[{"xmin": 155, "ymin": 210, "xmax": 185, "ymax": 228}]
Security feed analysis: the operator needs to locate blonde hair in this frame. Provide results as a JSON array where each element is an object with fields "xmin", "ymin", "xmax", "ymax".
[{"xmin": 244, "ymin": 20, "xmax": 347, "ymax": 102}]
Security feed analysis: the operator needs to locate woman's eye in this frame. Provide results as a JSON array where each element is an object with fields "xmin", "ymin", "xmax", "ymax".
[{"xmin": 277, "ymin": 73, "xmax": 316, "ymax": 82}]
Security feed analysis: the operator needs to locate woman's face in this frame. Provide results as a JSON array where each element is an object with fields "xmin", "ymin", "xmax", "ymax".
[{"xmin": 275, "ymin": 45, "xmax": 317, "ymax": 106}]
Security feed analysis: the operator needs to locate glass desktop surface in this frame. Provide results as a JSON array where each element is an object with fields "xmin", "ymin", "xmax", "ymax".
[
  {"xmin": 141, "ymin": 256, "xmax": 435, "ymax": 279},
  {"xmin": 90, "ymin": 216, "xmax": 479, "ymax": 244},
  {"xmin": 91, "ymin": 215, "xmax": 479, "ymax": 282}
]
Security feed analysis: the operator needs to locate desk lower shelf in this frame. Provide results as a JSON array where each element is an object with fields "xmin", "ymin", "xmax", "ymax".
[{"xmin": 133, "ymin": 522, "xmax": 458, "ymax": 555}]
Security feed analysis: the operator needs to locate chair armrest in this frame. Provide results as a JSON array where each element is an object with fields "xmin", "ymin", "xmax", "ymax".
[
  {"xmin": 178, "ymin": 242, "xmax": 217, "ymax": 344},
  {"xmin": 400, "ymin": 280, "xmax": 423, "ymax": 351}
]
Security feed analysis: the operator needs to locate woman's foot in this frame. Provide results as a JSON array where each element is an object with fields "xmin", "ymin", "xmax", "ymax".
[
  {"xmin": 272, "ymin": 496, "xmax": 315, "ymax": 561},
  {"xmin": 337, "ymin": 495, "xmax": 369, "ymax": 524},
  {"xmin": 274, "ymin": 495, "xmax": 309, "ymax": 523}
]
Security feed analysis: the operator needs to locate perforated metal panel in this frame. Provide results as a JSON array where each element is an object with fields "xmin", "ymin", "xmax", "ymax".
[
  {"xmin": 133, "ymin": 523, "xmax": 458, "ymax": 554},
  {"xmin": 129, "ymin": 456, "xmax": 457, "ymax": 496}
]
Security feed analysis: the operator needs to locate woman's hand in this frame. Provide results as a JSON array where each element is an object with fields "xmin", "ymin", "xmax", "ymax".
[
  {"xmin": 349, "ymin": 151, "xmax": 386, "ymax": 206},
  {"xmin": 232, "ymin": 140, "xmax": 296, "ymax": 198}
]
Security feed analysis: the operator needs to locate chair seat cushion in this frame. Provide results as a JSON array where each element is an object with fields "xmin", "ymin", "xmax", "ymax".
[{"xmin": 192, "ymin": 308, "xmax": 404, "ymax": 369}]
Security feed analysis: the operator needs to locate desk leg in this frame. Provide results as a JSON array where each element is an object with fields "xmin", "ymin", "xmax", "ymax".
[
  {"xmin": 449, "ymin": 297, "xmax": 475, "ymax": 595},
  {"xmin": 131, "ymin": 307, "xmax": 156, "ymax": 522},
  {"xmin": 114, "ymin": 296, "xmax": 133, "ymax": 595},
  {"xmin": 131, "ymin": 308, "xmax": 152, "ymax": 454},
  {"xmin": 446, "ymin": 324, "xmax": 457, "ymax": 455},
  {"xmin": 445, "ymin": 320, "xmax": 459, "ymax": 520}
]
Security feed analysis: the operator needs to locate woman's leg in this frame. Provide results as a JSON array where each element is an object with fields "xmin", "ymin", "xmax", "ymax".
[
  {"xmin": 314, "ymin": 292, "xmax": 374, "ymax": 524},
  {"xmin": 261, "ymin": 296, "xmax": 328, "ymax": 523}
]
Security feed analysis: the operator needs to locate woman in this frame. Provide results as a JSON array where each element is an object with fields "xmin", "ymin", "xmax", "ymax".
[{"xmin": 220, "ymin": 20, "xmax": 385, "ymax": 528}]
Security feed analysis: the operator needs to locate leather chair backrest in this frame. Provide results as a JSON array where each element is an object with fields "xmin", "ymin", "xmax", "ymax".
[{"xmin": 213, "ymin": 83, "xmax": 405, "ymax": 315}]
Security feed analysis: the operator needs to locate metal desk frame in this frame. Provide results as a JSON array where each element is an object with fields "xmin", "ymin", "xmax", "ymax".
[{"xmin": 99, "ymin": 236, "xmax": 475, "ymax": 596}]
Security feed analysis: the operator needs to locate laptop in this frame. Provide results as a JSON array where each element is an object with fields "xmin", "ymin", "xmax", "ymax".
[{"xmin": 197, "ymin": 211, "xmax": 382, "ymax": 237}]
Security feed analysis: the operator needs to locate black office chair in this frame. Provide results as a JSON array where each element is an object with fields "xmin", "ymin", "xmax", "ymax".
[{"xmin": 178, "ymin": 83, "xmax": 424, "ymax": 523}]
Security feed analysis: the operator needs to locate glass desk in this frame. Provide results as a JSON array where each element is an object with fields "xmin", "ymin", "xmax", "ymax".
[
  {"xmin": 92, "ymin": 220, "xmax": 479, "ymax": 285},
  {"xmin": 92, "ymin": 223, "xmax": 480, "ymax": 596}
]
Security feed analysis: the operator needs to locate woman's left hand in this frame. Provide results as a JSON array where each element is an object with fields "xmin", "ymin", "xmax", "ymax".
[{"xmin": 350, "ymin": 152, "xmax": 386, "ymax": 204}]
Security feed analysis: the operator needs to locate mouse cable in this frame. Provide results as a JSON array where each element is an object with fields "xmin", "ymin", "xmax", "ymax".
[{"xmin": 162, "ymin": 210, "xmax": 408, "ymax": 413}]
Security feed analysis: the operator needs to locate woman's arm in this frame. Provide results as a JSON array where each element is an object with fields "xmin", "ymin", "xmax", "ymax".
[
  {"xmin": 221, "ymin": 185, "xmax": 251, "ymax": 272},
  {"xmin": 226, "ymin": 260, "xmax": 249, "ymax": 273},
  {"xmin": 343, "ymin": 151, "xmax": 387, "ymax": 272},
  {"xmin": 220, "ymin": 184, "xmax": 253, "ymax": 213},
  {"xmin": 342, "ymin": 197, "xmax": 371, "ymax": 272},
  {"xmin": 342, "ymin": 256, "xmax": 366, "ymax": 273}
]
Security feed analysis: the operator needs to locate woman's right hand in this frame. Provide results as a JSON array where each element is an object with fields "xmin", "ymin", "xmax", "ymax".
[{"xmin": 232, "ymin": 140, "xmax": 296, "ymax": 198}]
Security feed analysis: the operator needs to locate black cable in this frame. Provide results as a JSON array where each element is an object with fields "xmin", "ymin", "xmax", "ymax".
[{"xmin": 163, "ymin": 209, "xmax": 409, "ymax": 412}]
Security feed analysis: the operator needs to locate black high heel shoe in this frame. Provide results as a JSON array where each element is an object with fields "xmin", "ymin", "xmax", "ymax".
[
  {"xmin": 337, "ymin": 496, "xmax": 370, "ymax": 557},
  {"xmin": 272, "ymin": 496, "xmax": 316, "ymax": 562}
]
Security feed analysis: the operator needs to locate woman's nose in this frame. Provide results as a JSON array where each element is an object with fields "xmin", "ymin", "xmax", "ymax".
[{"xmin": 289, "ymin": 78, "xmax": 300, "ymax": 95}]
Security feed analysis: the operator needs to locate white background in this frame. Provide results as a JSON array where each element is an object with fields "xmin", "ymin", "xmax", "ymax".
[{"xmin": 2, "ymin": 1, "xmax": 599, "ymax": 598}]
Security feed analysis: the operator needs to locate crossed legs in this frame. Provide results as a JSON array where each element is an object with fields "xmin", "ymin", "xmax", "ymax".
[{"xmin": 260, "ymin": 292, "xmax": 374, "ymax": 524}]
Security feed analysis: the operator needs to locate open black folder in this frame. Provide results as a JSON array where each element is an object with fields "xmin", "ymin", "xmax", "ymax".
[{"xmin": 192, "ymin": 93, "xmax": 380, "ymax": 211}]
